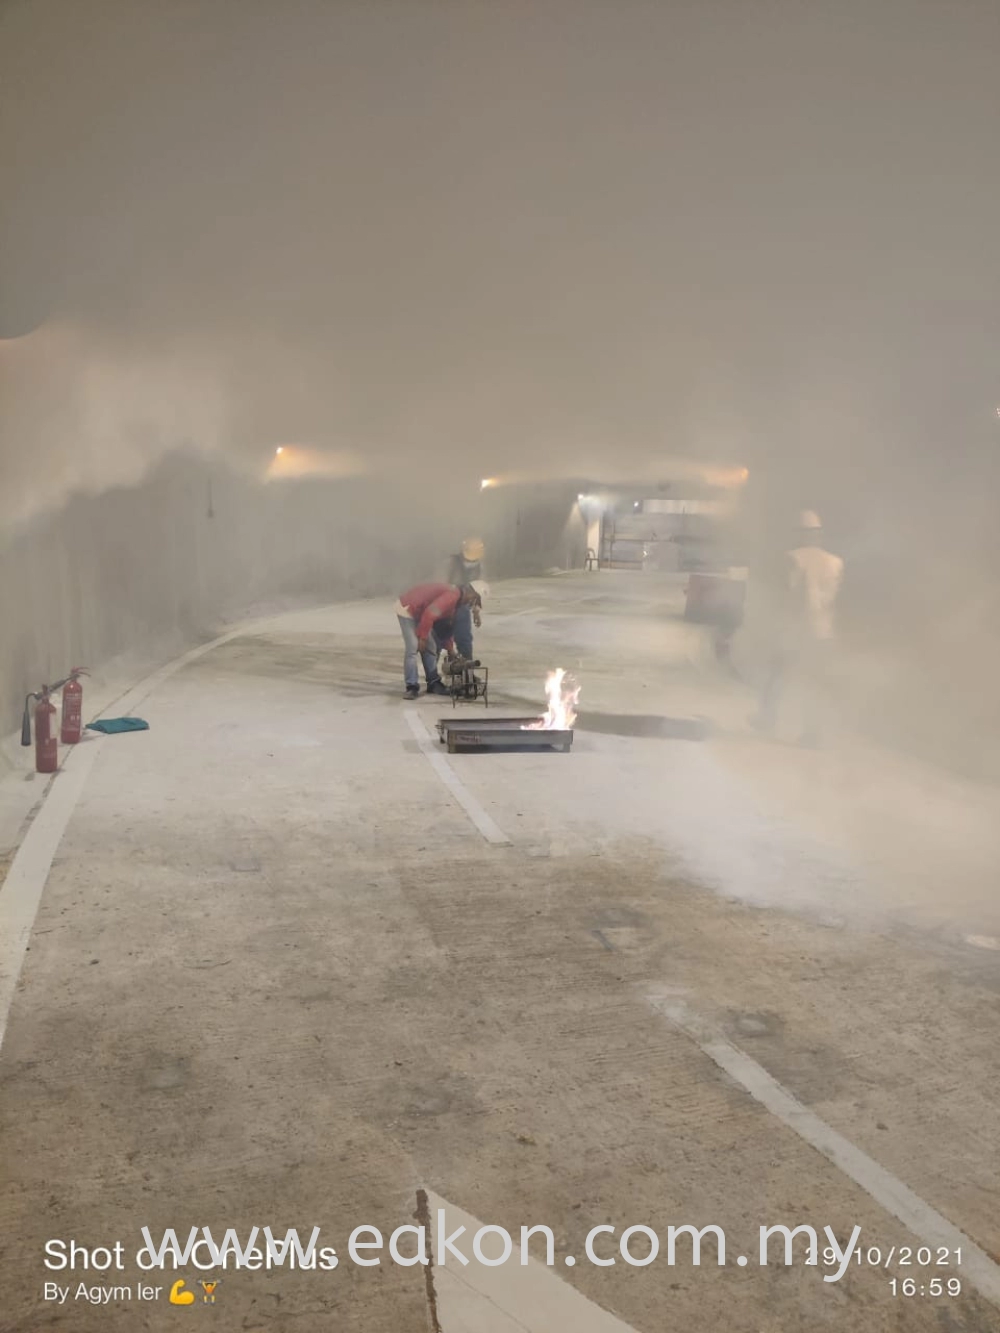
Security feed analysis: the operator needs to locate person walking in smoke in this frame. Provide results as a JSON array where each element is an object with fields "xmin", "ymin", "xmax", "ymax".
[
  {"xmin": 395, "ymin": 580, "xmax": 488, "ymax": 698},
  {"xmin": 447, "ymin": 539, "xmax": 485, "ymax": 659},
  {"xmin": 752, "ymin": 510, "xmax": 844, "ymax": 746}
]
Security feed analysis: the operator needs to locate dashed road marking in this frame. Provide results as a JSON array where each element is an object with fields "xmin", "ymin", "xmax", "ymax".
[{"xmin": 404, "ymin": 713, "xmax": 511, "ymax": 845}]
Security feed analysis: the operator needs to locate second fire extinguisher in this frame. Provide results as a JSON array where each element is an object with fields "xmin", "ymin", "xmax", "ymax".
[{"xmin": 60, "ymin": 667, "xmax": 88, "ymax": 745}]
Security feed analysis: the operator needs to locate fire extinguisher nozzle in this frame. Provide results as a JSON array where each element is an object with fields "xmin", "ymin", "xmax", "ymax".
[{"xmin": 21, "ymin": 695, "xmax": 33, "ymax": 747}]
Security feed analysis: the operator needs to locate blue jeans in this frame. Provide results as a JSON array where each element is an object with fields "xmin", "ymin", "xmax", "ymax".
[
  {"xmin": 398, "ymin": 616, "xmax": 441, "ymax": 688},
  {"xmin": 453, "ymin": 602, "xmax": 475, "ymax": 659}
]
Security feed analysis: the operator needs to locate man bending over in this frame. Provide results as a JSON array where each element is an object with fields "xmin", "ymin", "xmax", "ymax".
[{"xmin": 395, "ymin": 581, "xmax": 488, "ymax": 698}]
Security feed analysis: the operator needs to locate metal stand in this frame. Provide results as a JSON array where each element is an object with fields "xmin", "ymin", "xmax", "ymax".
[{"xmin": 445, "ymin": 660, "xmax": 489, "ymax": 708}]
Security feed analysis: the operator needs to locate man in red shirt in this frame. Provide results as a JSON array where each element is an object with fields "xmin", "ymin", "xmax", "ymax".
[{"xmin": 395, "ymin": 580, "xmax": 488, "ymax": 698}]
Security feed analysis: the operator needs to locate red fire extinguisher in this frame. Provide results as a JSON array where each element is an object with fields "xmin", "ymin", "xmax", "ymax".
[
  {"xmin": 60, "ymin": 667, "xmax": 88, "ymax": 745},
  {"xmin": 32, "ymin": 687, "xmax": 59, "ymax": 774}
]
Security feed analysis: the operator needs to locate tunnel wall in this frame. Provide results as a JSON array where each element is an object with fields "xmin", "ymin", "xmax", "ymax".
[
  {"xmin": 5, "ymin": 457, "xmax": 1000, "ymax": 784},
  {"xmin": 0, "ymin": 455, "xmax": 586, "ymax": 741},
  {"xmin": 480, "ymin": 483, "xmax": 587, "ymax": 577}
]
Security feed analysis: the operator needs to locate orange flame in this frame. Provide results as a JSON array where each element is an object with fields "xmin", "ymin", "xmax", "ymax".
[{"xmin": 523, "ymin": 668, "xmax": 580, "ymax": 731}]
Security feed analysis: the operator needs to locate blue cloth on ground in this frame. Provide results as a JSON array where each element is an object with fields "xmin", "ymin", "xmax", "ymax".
[{"xmin": 86, "ymin": 718, "xmax": 150, "ymax": 734}]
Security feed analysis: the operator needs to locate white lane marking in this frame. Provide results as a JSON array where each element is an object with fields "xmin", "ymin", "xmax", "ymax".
[
  {"xmin": 0, "ymin": 618, "xmax": 282, "ymax": 1056},
  {"xmin": 648, "ymin": 989, "xmax": 1000, "ymax": 1309},
  {"xmin": 404, "ymin": 713, "xmax": 511, "ymax": 845},
  {"xmin": 425, "ymin": 1191, "xmax": 639, "ymax": 1333},
  {"xmin": 95, "ymin": 620, "xmax": 278, "ymax": 719},
  {"xmin": 0, "ymin": 744, "xmax": 101, "ymax": 1051}
]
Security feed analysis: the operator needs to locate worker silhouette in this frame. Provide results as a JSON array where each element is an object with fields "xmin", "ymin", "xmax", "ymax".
[
  {"xmin": 447, "ymin": 539, "xmax": 485, "ymax": 658},
  {"xmin": 752, "ymin": 510, "xmax": 844, "ymax": 746}
]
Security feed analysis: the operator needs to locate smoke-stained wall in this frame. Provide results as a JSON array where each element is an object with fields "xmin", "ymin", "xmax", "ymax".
[{"xmin": 480, "ymin": 485, "xmax": 587, "ymax": 577}]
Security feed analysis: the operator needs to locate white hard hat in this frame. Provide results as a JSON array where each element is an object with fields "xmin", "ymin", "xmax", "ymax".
[
  {"xmin": 799, "ymin": 509, "xmax": 822, "ymax": 529},
  {"xmin": 469, "ymin": 580, "xmax": 490, "ymax": 600}
]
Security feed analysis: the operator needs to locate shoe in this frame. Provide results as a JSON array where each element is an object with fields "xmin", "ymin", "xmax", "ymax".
[
  {"xmin": 404, "ymin": 684, "xmax": 420, "ymax": 699},
  {"xmin": 425, "ymin": 680, "xmax": 451, "ymax": 696}
]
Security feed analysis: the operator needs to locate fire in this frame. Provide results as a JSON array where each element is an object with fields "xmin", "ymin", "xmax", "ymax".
[{"xmin": 523, "ymin": 668, "xmax": 580, "ymax": 731}]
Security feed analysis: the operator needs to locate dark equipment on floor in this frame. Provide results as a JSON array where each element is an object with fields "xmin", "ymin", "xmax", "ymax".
[
  {"xmin": 444, "ymin": 657, "xmax": 489, "ymax": 708},
  {"xmin": 683, "ymin": 571, "xmax": 747, "ymax": 626},
  {"xmin": 436, "ymin": 717, "xmax": 573, "ymax": 754}
]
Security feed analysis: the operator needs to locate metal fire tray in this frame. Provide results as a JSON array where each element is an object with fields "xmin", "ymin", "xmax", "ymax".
[{"xmin": 436, "ymin": 717, "xmax": 574, "ymax": 754}]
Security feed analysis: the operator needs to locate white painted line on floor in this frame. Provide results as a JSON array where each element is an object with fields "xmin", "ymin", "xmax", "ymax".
[
  {"xmin": 404, "ymin": 712, "xmax": 511, "ymax": 845},
  {"xmin": 96, "ymin": 619, "xmax": 278, "ymax": 719},
  {"xmin": 647, "ymin": 989, "xmax": 1000, "ymax": 1309},
  {"xmin": 0, "ymin": 743, "xmax": 102, "ymax": 1052},
  {"xmin": 0, "ymin": 619, "xmax": 281, "ymax": 1056},
  {"xmin": 425, "ymin": 1191, "xmax": 639, "ymax": 1333}
]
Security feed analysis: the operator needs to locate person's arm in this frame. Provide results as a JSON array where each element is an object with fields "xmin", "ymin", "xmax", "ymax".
[
  {"xmin": 416, "ymin": 592, "xmax": 459, "ymax": 645},
  {"xmin": 831, "ymin": 556, "xmax": 845, "ymax": 600},
  {"xmin": 432, "ymin": 618, "xmax": 458, "ymax": 656},
  {"xmin": 467, "ymin": 565, "xmax": 483, "ymax": 628}
]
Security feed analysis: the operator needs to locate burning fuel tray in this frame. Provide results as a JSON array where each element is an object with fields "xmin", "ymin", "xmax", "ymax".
[{"xmin": 436, "ymin": 717, "xmax": 574, "ymax": 754}]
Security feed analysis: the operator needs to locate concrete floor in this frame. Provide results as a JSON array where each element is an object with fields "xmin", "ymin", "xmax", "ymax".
[{"xmin": 1, "ymin": 572, "xmax": 998, "ymax": 1332}]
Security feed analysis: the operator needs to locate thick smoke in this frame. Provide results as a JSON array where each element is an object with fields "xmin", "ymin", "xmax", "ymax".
[{"xmin": 2, "ymin": 0, "xmax": 999, "ymax": 766}]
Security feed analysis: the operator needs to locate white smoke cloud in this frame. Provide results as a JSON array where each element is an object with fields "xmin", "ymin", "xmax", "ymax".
[{"xmin": 0, "ymin": 320, "xmax": 234, "ymax": 535}]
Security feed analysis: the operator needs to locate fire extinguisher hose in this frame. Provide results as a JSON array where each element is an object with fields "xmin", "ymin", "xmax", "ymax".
[{"xmin": 20, "ymin": 694, "xmax": 36, "ymax": 747}]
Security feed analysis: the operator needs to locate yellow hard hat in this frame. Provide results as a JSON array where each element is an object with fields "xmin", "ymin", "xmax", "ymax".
[{"xmin": 462, "ymin": 538, "xmax": 485, "ymax": 561}]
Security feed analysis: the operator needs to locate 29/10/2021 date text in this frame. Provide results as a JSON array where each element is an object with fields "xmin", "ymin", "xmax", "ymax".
[{"xmin": 832, "ymin": 1244, "xmax": 961, "ymax": 1269}]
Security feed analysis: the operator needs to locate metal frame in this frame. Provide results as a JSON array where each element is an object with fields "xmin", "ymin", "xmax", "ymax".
[{"xmin": 447, "ymin": 661, "xmax": 489, "ymax": 708}]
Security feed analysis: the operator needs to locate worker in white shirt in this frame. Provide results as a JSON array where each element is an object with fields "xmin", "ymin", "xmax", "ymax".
[{"xmin": 752, "ymin": 510, "xmax": 844, "ymax": 745}]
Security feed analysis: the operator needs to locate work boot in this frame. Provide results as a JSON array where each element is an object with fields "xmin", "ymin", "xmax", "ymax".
[
  {"xmin": 404, "ymin": 684, "xmax": 420, "ymax": 699},
  {"xmin": 425, "ymin": 680, "xmax": 450, "ymax": 696}
]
